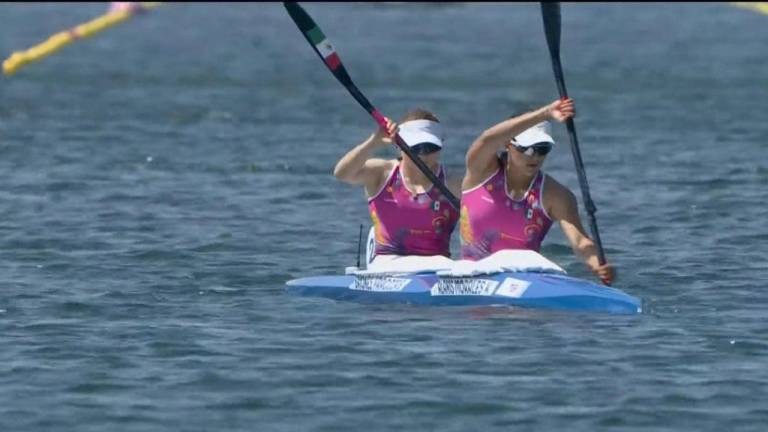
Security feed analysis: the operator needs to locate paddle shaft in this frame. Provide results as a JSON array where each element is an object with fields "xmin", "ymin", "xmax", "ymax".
[
  {"xmin": 283, "ymin": 2, "xmax": 460, "ymax": 211},
  {"xmin": 540, "ymin": 2, "xmax": 606, "ymax": 265}
]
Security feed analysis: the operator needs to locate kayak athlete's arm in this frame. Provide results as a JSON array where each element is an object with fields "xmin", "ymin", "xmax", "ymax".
[
  {"xmin": 462, "ymin": 99, "xmax": 573, "ymax": 190},
  {"xmin": 333, "ymin": 118, "xmax": 398, "ymax": 197},
  {"xmin": 546, "ymin": 179, "xmax": 616, "ymax": 285}
]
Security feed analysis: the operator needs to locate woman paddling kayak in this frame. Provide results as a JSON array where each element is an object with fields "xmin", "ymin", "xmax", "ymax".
[
  {"xmin": 334, "ymin": 109, "xmax": 461, "ymax": 259},
  {"xmin": 459, "ymin": 98, "xmax": 616, "ymax": 285}
]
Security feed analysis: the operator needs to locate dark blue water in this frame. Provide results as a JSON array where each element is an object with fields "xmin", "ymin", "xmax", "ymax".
[{"xmin": 1, "ymin": 3, "xmax": 767, "ymax": 431}]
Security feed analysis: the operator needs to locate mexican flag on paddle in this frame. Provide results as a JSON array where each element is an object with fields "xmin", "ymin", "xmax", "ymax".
[{"xmin": 283, "ymin": 1, "xmax": 461, "ymax": 211}]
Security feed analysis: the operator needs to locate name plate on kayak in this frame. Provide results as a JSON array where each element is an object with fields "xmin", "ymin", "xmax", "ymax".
[
  {"xmin": 431, "ymin": 278, "xmax": 499, "ymax": 296},
  {"xmin": 350, "ymin": 275, "xmax": 410, "ymax": 292},
  {"xmin": 495, "ymin": 277, "xmax": 531, "ymax": 298}
]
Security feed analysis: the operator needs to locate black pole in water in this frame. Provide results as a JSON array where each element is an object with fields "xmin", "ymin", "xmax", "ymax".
[{"xmin": 356, "ymin": 224, "xmax": 363, "ymax": 268}]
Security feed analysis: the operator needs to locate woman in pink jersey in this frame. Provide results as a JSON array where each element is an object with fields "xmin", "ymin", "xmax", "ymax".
[
  {"xmin": 334, "ymin": 109, "xmax": 461, "ymax": 258},
  {"xmin": 460, "ymin": 98, "xmax": 615, "ymax": 285}
]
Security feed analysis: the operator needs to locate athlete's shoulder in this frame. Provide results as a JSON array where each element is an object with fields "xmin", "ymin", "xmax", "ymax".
[
  {"xmin": 365, "ymin": 158, "xmax": 398, "ymax": 171},
  {"xmin": 542, "ymin": 174, "xmax": 573, "ymax": 198},
  {"xmin": 445, "ymin": 173, "xmax": 463, "ymax": 198},
  {"xmin": 542, "ymin": 174, "xmax": 577, "ymax": 217},
  {"xmin": 364, "ymin": 159, "xmax": 399, "ymax": 198},
  {"xmin": 462, "ymin": 156, "xmax": 502, "ymax": 191}
]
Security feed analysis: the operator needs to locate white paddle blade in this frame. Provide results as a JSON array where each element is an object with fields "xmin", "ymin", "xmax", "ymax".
[{"xmin": 365, "ymin": 226, "xmax": 376, "ymax": 268}]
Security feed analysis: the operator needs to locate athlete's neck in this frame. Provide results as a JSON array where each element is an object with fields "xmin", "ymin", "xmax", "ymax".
[
  {"xmin": 400, "ymin": 160, "xmax": 438, "ymax": 192},
  {"xmin": 505, "ymin": 164, "xmax": 537, "ymax": 198}
]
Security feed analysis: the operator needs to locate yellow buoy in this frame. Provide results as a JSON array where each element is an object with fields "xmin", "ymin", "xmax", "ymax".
[
  {"xmin": 732, "ymin": 2, "xmax": 768, "ymax": 16},
  {"xmin": 3, "ymin": 2, "xmax": 161, "ymax": 76}
]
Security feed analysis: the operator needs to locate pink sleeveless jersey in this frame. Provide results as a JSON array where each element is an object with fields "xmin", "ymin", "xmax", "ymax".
[
  {"xmin": 460, "ymin": 161, "xmax": 553, "ymax": 260},
  {"xmin": 368, "ymin": 163, "xmax": 459, "ymax": 257}
]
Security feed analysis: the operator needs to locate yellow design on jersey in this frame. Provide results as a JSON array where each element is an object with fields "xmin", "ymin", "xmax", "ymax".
[
  {"xmin": 369, "ymin": 209, "xmax": 386, "ymax": 244},
  {"xmin": 459, "ymin": 206, "xmax": 473, "ymax": 245}
]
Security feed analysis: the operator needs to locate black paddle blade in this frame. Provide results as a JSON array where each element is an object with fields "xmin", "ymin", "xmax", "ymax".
[
  {"xmin": 540, "ymin": 2, "xmax": 561, "ymax": 55},
  {"xmin": 284, "ymin": 2, "xmax": 314, "ymax": 33},
  {"xmin": 282, "ymin": 1, "xmax": 459, "ymax": 210},
  {"xmin": 540, "ymin": 2, "xmax": 606, "ymax": 265},
  {"xmin": 283, "ymin": 2, "xmax": 356, "ymax": 88},
  {"xmin": 541, "ymin": 2, "xmax": 568, "ymax": 98}
]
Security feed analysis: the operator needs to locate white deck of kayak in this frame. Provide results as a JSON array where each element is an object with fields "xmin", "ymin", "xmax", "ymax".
[{"xmin": 348, "ymin": 249, "xmax": 567, "ymax": 277}]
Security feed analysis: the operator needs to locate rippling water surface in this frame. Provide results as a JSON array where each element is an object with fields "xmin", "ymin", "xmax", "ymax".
[{"xmin": 1, "ymin": 3, "xmax": 767, "ymax": 431}]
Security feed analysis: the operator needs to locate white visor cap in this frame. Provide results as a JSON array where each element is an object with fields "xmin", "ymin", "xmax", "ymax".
[
  {"xmin": 511, "ymin": 121, "xmax": 555, "ymax": 147},
  {"xmin": 398, "ymin": 119, "xmax": 444, "ymax": 149}
]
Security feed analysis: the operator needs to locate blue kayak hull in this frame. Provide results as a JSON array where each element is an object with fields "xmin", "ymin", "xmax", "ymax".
[{"xmin": 286, "ymin": 272, "xmax": 641, "ymax": 315}]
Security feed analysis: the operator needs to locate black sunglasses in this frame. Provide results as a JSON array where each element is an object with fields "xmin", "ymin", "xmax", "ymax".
[
  {"xmin": 512, "ymin": 142, "xmax": 553, "ymax": 157},
  {"xmin": 410, "ymin": 142, "xmax": 442, "ymax": 155}
]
